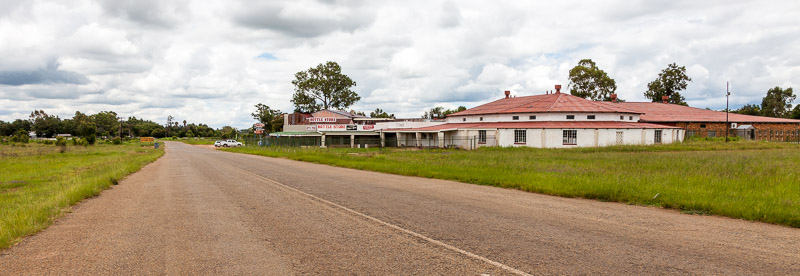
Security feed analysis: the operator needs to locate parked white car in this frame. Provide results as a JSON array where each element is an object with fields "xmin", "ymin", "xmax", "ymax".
[{"xmin": 214, "ymin": 140, "xmax": 243, "ymax": 147}]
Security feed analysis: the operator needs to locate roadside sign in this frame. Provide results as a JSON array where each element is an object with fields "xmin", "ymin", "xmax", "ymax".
[
  {"xmin": 255, "ymin": 129, "xmax": 264, "ymax": 134},
  {"xmin": 140, "ymin": 137, "xmax": 155, "ymax": 142},
  {"xmin": 254, "ymin": 123, "xmax": 265, "ymax": 128}
]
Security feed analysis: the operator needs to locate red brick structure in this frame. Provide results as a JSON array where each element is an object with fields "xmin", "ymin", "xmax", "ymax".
[{"xmin": 607, "ymin": 102, "xmax": 800, "ymax": 141}]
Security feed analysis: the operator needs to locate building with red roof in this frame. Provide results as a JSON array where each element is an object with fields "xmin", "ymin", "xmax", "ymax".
[{"xmin": 381, "ymin": 85, "xmax": 684, "ymax": 149}]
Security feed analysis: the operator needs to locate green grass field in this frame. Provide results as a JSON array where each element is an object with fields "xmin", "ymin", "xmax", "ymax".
[
  {"xmin": 0, "ymin": 142, "xmax": 164, "ymax": 248},
  {"xmin": 174, "ymin": 137, "xmax": 218, "ymax": 145},
  {"xmin": 225, "ymin": 141, "xmax": 800, "ymax": 227}
]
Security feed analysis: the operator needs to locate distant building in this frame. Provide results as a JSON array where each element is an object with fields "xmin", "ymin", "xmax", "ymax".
[{"xmin": 276, "ymin": 109, "xmax": 441, "ymax": 148}]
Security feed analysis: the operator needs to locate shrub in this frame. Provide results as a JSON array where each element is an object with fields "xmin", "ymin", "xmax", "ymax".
[
  {"xmin": 10, "ymin": 130, "xmax": 29, "ymax": 143},
  {"xmin": 55, "ymin": 136, "xmax": 67, "ymax": 146},
  {"xmin": 172, "ymin": 136, "xmax": 178, "ymax": 140},
  {"xmin": 112, "ymin": 137, "xmax": 122, "ymax": 145},
  {"xmin": 85, "ymin": 134, "xmax": 96, "ymax": 145}
]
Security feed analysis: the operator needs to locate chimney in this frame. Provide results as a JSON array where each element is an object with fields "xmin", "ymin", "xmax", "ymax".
[
  {"xmin": 555, "ymin": 85, "xmax": 562, "ymax": 94},
  {"xmin": 611, "ymin": 94, "xmax": 617, "ymax": 103},
  {"xmin": 662, "ymin": 96, "xmax": 668, "ymax": 104},
  {"xmin": 504, "ymin": 90, "xmax": 510, "ymax": 99}
]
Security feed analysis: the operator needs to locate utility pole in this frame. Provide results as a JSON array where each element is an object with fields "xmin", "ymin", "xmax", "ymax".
[{"xmin": 725, "ymin": 82, "xmax": 730, "ymax": 143}]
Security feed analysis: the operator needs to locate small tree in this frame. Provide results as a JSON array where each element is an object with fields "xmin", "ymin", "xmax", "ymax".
[
  {"xmin": 443, "ymin": 106, "xmax": 467, "ymax": 116},
  {"xmin": 423, "ymin": 107, "xmax": 446, "ymax": 119},
  {"xmin": 568, "ymin": 59, "xmax": 618, "ymax": 101},
  {"xmin": 11, "ymin": 129, "xmax": 29, "ymax": 143},
  {"xmin": 644, "ymin": 63, "xmax": 692, "ymax": 105},
  {"xmin": 291, "ymin": 61, "xmax": 360, "ymax": 113},
  {"xmin": 369, "ymin": 108, "xmax": 392, "ymax": 118},
  {"xmin": 761, "ymin": 87, "xmax": 796, "ymax": 118},
  {"xmin": 252, "ymin": 103, "xmax": 282, "ymax": 132}
]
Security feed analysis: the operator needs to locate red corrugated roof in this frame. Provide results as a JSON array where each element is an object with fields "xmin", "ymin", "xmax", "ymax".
[
  {"xmin": 613, "ymin": 102, "xmax": 800, "ymax": 123},
  {"xmin": 449, "ymin": 93, "xmax": 641, "ymax": 116},
  {"xmin": 383, "ymin": 121, "xmax": 678, "ymax": 132}
]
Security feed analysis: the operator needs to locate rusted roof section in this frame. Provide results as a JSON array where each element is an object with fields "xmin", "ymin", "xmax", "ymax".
[
  {"xmin": 613, "ymin": 102, "xmax": 800, "ymax": 123},
  {"xmin": 382, "ymin": 121, "xmax": 678, "ymax": 132},
  {"xmin": 449, "ymin": 93, "xmax": 641, "ymax": 116}
]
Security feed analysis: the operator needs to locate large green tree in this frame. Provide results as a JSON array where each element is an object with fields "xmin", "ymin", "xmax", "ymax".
[
  {"xmin": 792, "ymin": 105, "xmax": 800, "ymax": 119},
  {"xmin": 291, "ymin": 61, "xmax": 360, "ymax": 113},
  {"xmin": 568, "ymin": 59, "xmax": 618, "ymax": 101},
  {"xmin": 92, "ymin": 111, "xmax": 118, "ymax": 137},
  {"xmin": 643, "ymin": 63, "xmax": 691, "ymax": 105},
  {"xmin": 761, "ymin": 86, "xmax": 796, "ymax": 118},
  {"xmin": 29, "ymin": 110, "xmax": 61, "ymax": 138},
  {"xmin": 251, "ymin": 103, "xmax": 283, "ymax": 133}
]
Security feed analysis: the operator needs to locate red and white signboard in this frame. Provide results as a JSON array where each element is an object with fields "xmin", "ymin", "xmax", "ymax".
[
  {"xmin": 309, "ymin": 117, "xmax": 338, "ymax": 123},
  {"xmin": 316, "ymin": 124, "xmax": 377, "ymax": 132},
  {"xmin": 316, "ymin": 124, "xmax": 347, "ymax": 131},
  {"xmin": 254, "ymin": 129, "xmax": 264, "ymax": 134},
  {"xmin": 253, "ymin": 123, "xmax": 265, "ymax": 128}
]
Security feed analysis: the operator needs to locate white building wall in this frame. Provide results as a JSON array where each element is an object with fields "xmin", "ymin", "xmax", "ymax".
[{"xmin": 492, "ymin": 128, "xmax": 683, "ymax": 148}]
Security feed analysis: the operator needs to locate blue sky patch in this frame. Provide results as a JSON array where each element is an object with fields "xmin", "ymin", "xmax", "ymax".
[{"xmin": 257, "ymin": 53, "xmax": 277, "ymax": 60}]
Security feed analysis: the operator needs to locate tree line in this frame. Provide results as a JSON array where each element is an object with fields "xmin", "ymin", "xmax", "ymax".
[
  {"xmin": 567, "ymin": 59, "xmax": 798, "ymax": 118},
  {"xmin": 0, "ymin": 110, "xmax": 239, "ymax": 144}
]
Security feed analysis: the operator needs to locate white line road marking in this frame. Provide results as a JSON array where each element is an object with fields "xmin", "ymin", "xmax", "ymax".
[{"xmin": 234, "ymin": 167, "xmax": 533, "ymax": 276}]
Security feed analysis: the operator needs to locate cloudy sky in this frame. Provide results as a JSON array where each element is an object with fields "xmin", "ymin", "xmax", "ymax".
[{"xmin": 1, "ymin": 0, "xmax": 798, "ymax": 128}]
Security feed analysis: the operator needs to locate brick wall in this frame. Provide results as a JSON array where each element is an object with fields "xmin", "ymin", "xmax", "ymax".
[{"xmin": 666, "ymin": 122, "xmax": 800, "ymax": 141}]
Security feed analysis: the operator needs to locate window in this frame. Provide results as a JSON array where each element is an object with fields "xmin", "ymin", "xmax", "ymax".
[
  {"xmin": 421, "ymin": 133, "xmax": 427, "ymax": 139},
  {"xmin": 462, "ymin": 118, "xmax": 466, "ymax": 122},
  {"xmin": 480, "ymin": 117, "xmax": 483, "ymax": 121},
  {"xmin": 629, "ymin": 116, "xmax": 633, "ymax": 120},
  {"xmin": 654, "ymin": 130, "xmax": 662, "ymax": 144},
  {"xmin": 616, "ymin": 131, "xmax": 624, "ymax": 145},
  {"xmin": 566, "ymin": 115, "xmax": 575, "ymax": 120},
  {"xmin": 708, "ymin": 131, "xmax": 716, "ymax": 137},
  {"xmin": 512, "ymin": 116, "xmax": 519, "ymax": 120},
  {"xmin": 563, "ymin": 130, "xmax": 577, "ymax": 145},
  {"xmin": 587, "ymin": 115, "xmax": 596, "ymax": 120},
  {"xmin": 620, "ymin": 116, "xmax": 624, "ymax": 120},
  {"xmin": 478, "ymin": 130, "xmax": 487, "ymax": 144},
  {"xmin": 700, "ymin": 124, "xmax": 707, "ymax": 128},
  {"xmin": 529, "ymin": 115, "xmax": 536, "ymax": 120},
  {"xmin": 514, "ymin": 129, "xmax": 526, "ymax": 144},
  {"xmin": 687, "ymin": 130, "xmax": 697, "ymax": 137}
]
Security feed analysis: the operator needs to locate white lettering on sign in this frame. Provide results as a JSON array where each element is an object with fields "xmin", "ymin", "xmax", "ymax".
[
  {"xmin": 309, "ymin": 117, "xmax": 338, "ymax": 123},
  {"xmin": 306, "ymin": 125, "xmax": 317, "ymax": 131},
  {"xmin": 317, "ymin": 124, "xmax": 347, "ymax": 131},
  {"xmin": 253, "ymin": 123, "xmax": 265, "ymax": 127},
  {"xmin": 361, "ymin": 125, "xmax": 375, "ymax": 131}
]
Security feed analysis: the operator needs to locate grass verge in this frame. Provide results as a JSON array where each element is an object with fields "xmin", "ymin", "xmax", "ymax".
[
  {"xmin": 175, "ymin": 138, "xmax": 218, "ymax": 145},
  {"xmin": 0, "ymin": 142, "xmax": 164, "ymax": 249},
  {"xmin": 224, "ymin": 141, "xmax": 800, "ymax": 228}
]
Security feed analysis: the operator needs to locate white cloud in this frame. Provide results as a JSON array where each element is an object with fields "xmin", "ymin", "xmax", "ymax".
[{"xmin": 1, "ymin": 0, "xmax": 799, "ymax": 127}]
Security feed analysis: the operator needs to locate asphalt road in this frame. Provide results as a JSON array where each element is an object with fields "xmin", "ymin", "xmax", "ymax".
[{"xmin": 1, "ymin": 141, "xmax": 797, "ymax": 275}]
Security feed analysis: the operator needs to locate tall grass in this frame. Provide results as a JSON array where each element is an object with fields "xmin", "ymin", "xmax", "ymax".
[
  {"xmin": 0, "ymin": 142, "xmax": 164, "ymax": 248},
  {"xmin": 226, "ymin": 141, "xmax": 800, "ymax": 227}
]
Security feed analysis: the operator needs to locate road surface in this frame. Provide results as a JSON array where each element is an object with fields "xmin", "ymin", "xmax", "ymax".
[{"xmin": 1, "ymin": 141, "xmax": 798, "ymax": 275}]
